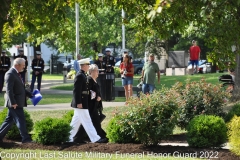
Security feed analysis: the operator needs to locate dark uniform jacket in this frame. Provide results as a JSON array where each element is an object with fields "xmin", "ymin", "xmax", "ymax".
[
  {"xmin": 71, "ymin": 70, "xmax": 89, "ymax": 109},
  {"xmin": 15, "ymin": 55, "xmax": 28, "ymax": 72},
  {"xmin": 4, "ymin": 68, "xmax": 33, "ymax": 108},
  {"xmin": 103, "ymin": 55, "xmax": 115, "ymax": 73},
  {"xmin": 0, "ymin": 56, "xmax": 11, "ymax": 72},
  {"xmin": 31, "ymin": 58, "xmax": 44, "ymax": 74},
  {"xmin": 94, "ymin": 60, "xmax": 106, "ymax": 73},
  {"xmin": 87, "ymin": 76, "xmax": 102, "ymax": 113}
]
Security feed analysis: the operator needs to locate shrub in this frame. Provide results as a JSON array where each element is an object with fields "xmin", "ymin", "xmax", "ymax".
[
  {"xmin": 63, "ymin": 110, "xmax": 74, "ymax": 123},
  {"xmin": 0, "ymin": 108, "xmax": 33, "ymax": 139},
  {"xmin": 106, "ymin": 114, "xmax": 135, "ymax": 143},
  {"xmin": 176, "ymin": 79, "xmax": 230, "ymax": 129},
  {"xmin": 114, "ymin": 67, "xmax": 120, "ymax": 78},
  {"xmin": 32, "ymin": 117, "xmax": 71, "ymax": 145},
  {"xmin": 187, "ymin": 115, "xmax": 227, "ymax": 148},
  {"xmin": 67, "ymin": 70, "xmax": 76, "ymax": 79},
  {"xmin": 224, "ymin": 103, "xmax": 240, "ymax": 123},
  {"xmin": 228, "ymin": 115, "xmax": 240, "ymax": 156},
  {"xmin": 106, "ymin": 87, "xmax": 182, "ymax": 146}
]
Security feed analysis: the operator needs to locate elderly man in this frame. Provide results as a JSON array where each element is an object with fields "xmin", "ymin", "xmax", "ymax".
[{"xmin": 0, "ymin": 58, "xmax": 33, "ymax": 144}]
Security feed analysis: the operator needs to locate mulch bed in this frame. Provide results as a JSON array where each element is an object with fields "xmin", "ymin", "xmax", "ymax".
[{"xmin": 1, "ymin": 133, "xmax": 239, "ymax": 160}]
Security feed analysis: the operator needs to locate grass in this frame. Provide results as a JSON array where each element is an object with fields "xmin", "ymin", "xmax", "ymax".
[
  {"xmin": 0, "ymin": 94, "xmax": 125, "ymax": 106},
  {"xmin": 0, "ymin": 149, "xmax": 204, "ymax": 160},
  {"xmin": 50, "ymin": 73, "xmax": 224, "ymax": 90}
]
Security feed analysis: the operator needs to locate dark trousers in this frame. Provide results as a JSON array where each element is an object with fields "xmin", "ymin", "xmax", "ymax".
[
  {"xmin": 0, "ymin": 107, "xmax": 31, "ymax": 142},
  {"xmin": 74, "ymin": 107, "xmax": 106, "ymax": 142},
  {"xmin": 20, "ymin": 71, "xmax": 26, "ymax": 84},
  {"xmin": 30, "ymin": 73, "xmax": 42, "ymax": 92},
  {"xmin": 0, "ymin": 71, "xmax": 6, "ymax": 93}
]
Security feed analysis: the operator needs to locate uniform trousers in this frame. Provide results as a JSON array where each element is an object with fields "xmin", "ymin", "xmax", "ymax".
[{"xmin": 69, "ymin": 108, "xmax": 100, "ymax": 142}]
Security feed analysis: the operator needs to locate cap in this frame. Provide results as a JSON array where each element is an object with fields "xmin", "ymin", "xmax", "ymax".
[
  {"xmin": 18, "ymin": 48, "xmax": 24, "ymax": 51},
  {"xmin": 98, "ymin": 53, "xmax": 103, "ymax": 57},
  {"xmin": 105, "ymin": 48, "xmax": 111, "ymax": 52},
  {"xmin": 78, "ymin": 58, "xmax": 90, "ymax": 65},
  {"xmin": 36, "ymin": 51, "xmax": 42, "ymax": 55},
  {"xmin": 149, "ymin": 53, "xmax": 154, "ymax": 57},
  {"xmin": 192, "ymin": 40, "xmax": 196, "ymax": 43},
  {"xmin": 1, "ymin": 50, "xmax": 6, "ymax": 53}
]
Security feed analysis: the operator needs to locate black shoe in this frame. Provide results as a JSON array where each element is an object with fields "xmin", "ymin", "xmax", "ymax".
[
  {"xmin": 62, "ymin": 141, "xmax": 78, "ymax": 145},
  {"xmin": 96, "ymin": 138, "xmax": 108, "ymax": 143}
]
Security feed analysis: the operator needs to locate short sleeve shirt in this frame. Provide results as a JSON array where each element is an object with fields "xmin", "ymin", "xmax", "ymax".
[{"xmin": 143, "ymin": 62, "xmax": 159, "ymax": 85}]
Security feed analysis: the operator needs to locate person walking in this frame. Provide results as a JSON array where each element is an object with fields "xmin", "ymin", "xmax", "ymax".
[
  {"xmin": 141, "ymin": 54, "xmax": 160, "ymax": 94},
  {"xmin": 14, "ymin": 48, "xmax": 28, "ymax": 84},
  {"xmin": 74, "ymin": 64, "xmax": 107, "ymax": 143},
  {"xmin": 30, "ymin": 51, "xmax": 44, "ymax": 92},
  {"xmin": 68, "ymin": 58, "xmax": 106, "ymax": 143},
  {"xmin": 73, "ymin": 54, "xmax": 81, "ymax": 74},
  {"xmin": 0, "ymin": 50, "xmax": 11, "ymax": 93},
  {"xmin": 0, "ymin": 58, "xmax": 33, "ymax": 144},
  {"xmin": 120, "ymin": 54, "xmax": 134, "ymax": 103},
  {"xmin": 189, "ymin": 40, "xmax": 201, "ymax": 75}
]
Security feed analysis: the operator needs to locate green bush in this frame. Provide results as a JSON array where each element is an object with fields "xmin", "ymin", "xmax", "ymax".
[
  {"xmin": 0, "ymin": 108, "xmax": 33, "ymax": 139},
  {"xmin": 228, "ymin": 115, "xmax": 240, "ymax": 156},
  {"xmin": 67, "ymin": 70, "xmax": 76, "ymax": 79},
  {"xmin": 32, "ymin": 117, "xmax": 71, "ymax": 145},
  {"xmin": 224, "ymin": 103, "xmax": 240, "ymax": 123},
  {"xmin": 114, "ymin": 67, "xmax": 120, "ymax": 78},
  {"xmin": 187, "ymin": 115, "xmax": 227, "ymax": 148},
  {"xmin": 106, "ymin": 114, "xmax": 135, "ymax": 143},
  {"xmin": 176, "ymin": 79, "xmax": 230, "ymax": 129},
  {"xmin": 107, "ymin": 87, "xmax": 181, "ymax": 146},
  {"xmin": 63, "ymin": 110, "xmax": 74, "ymax": 123}
]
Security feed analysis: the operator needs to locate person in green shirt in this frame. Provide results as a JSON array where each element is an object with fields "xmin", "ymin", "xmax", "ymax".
[{"xmin": 141, "ymin": 54, "xmax": 160, "ymax": 94}]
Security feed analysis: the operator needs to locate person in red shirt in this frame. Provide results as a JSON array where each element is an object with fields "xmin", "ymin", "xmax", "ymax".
[
  {"xmin": 120, "ymin": 54, "xmax": 134, "ymax": 104},
  {"xmin": 189, "ymin": 40, "xmax": 201, "ymax": 75}
]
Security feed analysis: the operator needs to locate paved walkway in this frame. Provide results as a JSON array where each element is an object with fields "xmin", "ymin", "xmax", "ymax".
[{"xmin": 1, "ymin": 79, "xmax": 125, "ymax": 110}]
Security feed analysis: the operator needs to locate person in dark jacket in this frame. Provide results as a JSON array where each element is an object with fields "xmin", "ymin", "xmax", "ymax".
[
  {"xmin": 0, "ymin": 50, "xmax": 11, "ymax": 93},
  {"xmin": 14, "ymin": 48, "xmax": 28, "ymax": 84},
  {"xmin": 68, "ymin": 58, "xmax": 106, "ymax": 143},
  {"xmin": 0, "ymin": 58, "xmax": 33, "ymax": 144},
  {"xmin": 74, "ymin": 64, "xmax": 107, "ymax": 143},
  {"xmin": 30, "ymin": 51, "xmax": 44, "ymax": 92}
]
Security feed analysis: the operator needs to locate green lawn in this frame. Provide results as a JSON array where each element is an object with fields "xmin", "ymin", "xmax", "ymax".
[{"xmin": 51, "ymin": 73, "xmax": 224, "ymax": 90}]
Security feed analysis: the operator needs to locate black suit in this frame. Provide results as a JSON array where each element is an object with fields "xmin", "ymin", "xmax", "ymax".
[
  {"xmin": 74, "ymin": 76, "xmax": 106, "ymax": 142},
  {"xmin": 0, "ymin": 68, "xmax": 33, "ymax": 143}
]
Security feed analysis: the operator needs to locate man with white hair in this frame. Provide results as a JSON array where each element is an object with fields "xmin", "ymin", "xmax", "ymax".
[{"xmin": 0, "ymin": 58, "xmax": 34, "ymax": 144}]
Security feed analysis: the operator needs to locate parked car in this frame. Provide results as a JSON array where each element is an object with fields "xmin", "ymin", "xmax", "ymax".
[
  {"xmin": 187, "ymin": 60, "xmax": 211, "ymax": 73},
  {"xmin": 115, "ymin": 60, "xmax": 144, "ymax": 74},
  {"xmin": 63, "ymin": 60, "xmax": 75, "ymax": 72}
]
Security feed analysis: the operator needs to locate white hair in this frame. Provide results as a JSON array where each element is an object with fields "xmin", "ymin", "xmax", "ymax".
[
  {"xmin": 13, "ymin": 58, "xmax": 25, "ymax": 66},
  {"xmin": 88, "ymin": 64, "xmax": 99, "ymax": 74}
]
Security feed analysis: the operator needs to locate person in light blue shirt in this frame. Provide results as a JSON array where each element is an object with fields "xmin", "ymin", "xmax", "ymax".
[{"xmin": 74, "ymin": 54, "xmax": 81, "ymax": 74}]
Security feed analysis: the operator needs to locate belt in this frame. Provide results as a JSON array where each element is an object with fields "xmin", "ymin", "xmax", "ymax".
[{"xmin": 82, "ymin": 91, "xmax": 89, "ymax": 95}]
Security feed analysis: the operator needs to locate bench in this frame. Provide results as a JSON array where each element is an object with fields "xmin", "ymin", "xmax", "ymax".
[{"xmin": 114, "ymin": 86, "xmax": 141, "ymax": 97}]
